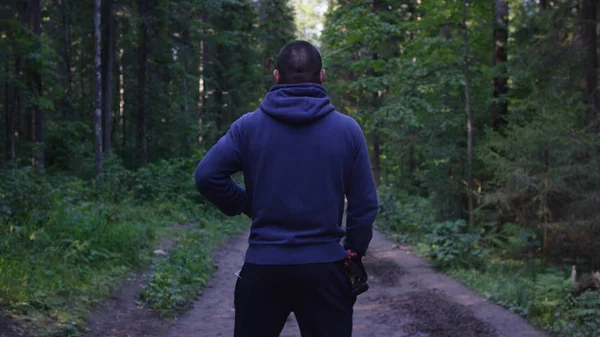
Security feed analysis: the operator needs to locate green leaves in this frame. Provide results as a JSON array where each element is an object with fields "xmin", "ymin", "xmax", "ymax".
[{"xmin": 138, "ymin": 217, "xmax": 247, "ymax": 318}]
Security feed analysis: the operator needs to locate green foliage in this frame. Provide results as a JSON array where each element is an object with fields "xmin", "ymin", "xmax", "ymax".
[
  {"xmin": 257, "ymin": 0, "xmax": 297, "ymax": 90},
  {"xmin": 553, "ymin": 290, "xmax": 600, "ymax": 337},
  {"xmin": 326, "ymin": 0, "xmax": 599, "ymax": 333},
  {"xmin": 450, "ymin": 264, "xmax": 600, "ymax": 337},
  {"xmin": 0, "ymin": 155, "xmax": 227, "ymax": 335},
  {"xmin": 131, "ymin": 157, "xmax": 201, "ymax": 204},
  {"xmin": 379, "ymin": 186, "xmax": 596, "ymax": 336},
  {"xmin": 138, "ymin": 215, "xmax": 247, "ymax": 318},
  {"xmin": 375, "ymin": 185, "xmax": 436, "ymax": 244},
  {"xmin": 423, "ymin": 219, "xmax": 490, "ymax": 270}
]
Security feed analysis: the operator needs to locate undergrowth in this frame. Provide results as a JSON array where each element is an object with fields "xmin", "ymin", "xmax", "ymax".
[
  {"xmin": 0, "ymin": 156, "xmax": 241, "ymax": 336},
  {"xmin": 138, "ymin": 215, "xmax": 247, "ymax": 318},
  {"xmin": 377, "ymin": 185, "xmax": 600, "ymax": 337}
]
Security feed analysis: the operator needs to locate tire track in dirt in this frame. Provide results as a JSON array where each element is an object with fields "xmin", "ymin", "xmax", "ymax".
[{"xmin": 160, "ymin": 230, "xmax": 550, "ymax": 337}]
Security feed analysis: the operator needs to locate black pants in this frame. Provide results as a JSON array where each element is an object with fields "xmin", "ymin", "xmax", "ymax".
[{"xmin": 234, "ymin": 260, "xmax": 357, "ymax": 337}]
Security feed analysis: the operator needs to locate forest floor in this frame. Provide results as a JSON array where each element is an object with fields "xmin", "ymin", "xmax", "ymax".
[{"xmin": 74, "ymin": 229, "xmax": 551, "ymax": 337}]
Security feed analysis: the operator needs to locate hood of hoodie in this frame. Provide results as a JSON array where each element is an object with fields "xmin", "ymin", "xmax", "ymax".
[{"xmin": 259, "ymin": 83, "xmax": 335, "ymax": 125}]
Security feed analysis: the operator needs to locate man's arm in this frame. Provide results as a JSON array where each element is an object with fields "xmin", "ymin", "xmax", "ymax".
[
  {"xmin": 343, "ymin": 123, "xmax": 379, "ymax": 256},
  {"xmin": 194, "ymin": 119, "xmax": 251, "ymax": 217}
]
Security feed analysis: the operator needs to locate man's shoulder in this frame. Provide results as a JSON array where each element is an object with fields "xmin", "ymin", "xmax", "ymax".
[
  {"xmin": 229, "ymin": 110, "xmax": 261, "ymax": 131},
  {"xmin": 329, "ymin": 110, "xmax": 365, "ymax": 135}
]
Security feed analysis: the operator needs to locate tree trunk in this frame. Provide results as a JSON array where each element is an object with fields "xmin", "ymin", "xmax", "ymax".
[
  {"xmin": 371, "ymin": 121, "xmax": 381, "ymax": 187},
  {"xmin": 13, "ymin": 53, "xmax": 21, "ymax": 166},
  {"xmin": 56, "ymin": 0, "xmax": 73, "ymax": 119},
  {"xmin": 258, "ymin": 0, "xmax": 271, "ymax": 86},
  {"xmin": 370, "ymin": 55, "xmax": 382, "ymax": 188},
  {"xmin": 102, "ymin": 0, "xmax": 115, "ymax": 154},
  {"xmin": 463, "ymin": 0, "xmax": 474, "ymax": 229},
  {"xmin": 199, "ymin": 7, "xmax": 208, "ymax": 139},
  {"xmin": 182, "ymin": 27, "xmax": 191, "ymax": 155},
  {"xmin": 582, "ymin": 0, "xmax": 598, "ymax": 133},
  {"xmin": 492, "ymin": 0, "xmax": 509, "ymax": 130},
  {"xmin": 215, "ymin": 46, "xmax": 223, "ymax": 134},
  {"xmin": 408, "ymin": 143, "xmax": 415, "ymax": 174},
  {"xmin": 182, "ymin": 31, "xmax": 190, "ymax": 117},
  {"xmin": 136, "ymin": 0, "xmax": 148, "ymax": 167},
  {"xmin": 540, "ymin": 0, "xmax": 549, "ymax": 10},
  {"xmin": 118, "ymin": 47, "xmax": 126, "ymax": 151},
  {"xmin": 4, "ymin": 61, "xmax": 13, "ymax": 167},
  {"xmin": 94, "ymin": 0, "xmax": 103, "ymax": 175},
  {"xmin": 369, "ymin": 0, "xmax": 384, "ymax": 188},
  {"xmin": 27, "ymin": 0, "xmax": 44, "ymax": 167}
]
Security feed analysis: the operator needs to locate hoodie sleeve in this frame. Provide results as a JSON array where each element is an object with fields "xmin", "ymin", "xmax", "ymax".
[
  {"xmin": 194, "ymin": 118, "xmax": 251, "ymax": 217},
  {"xmin": 343, "ymin": 122, "xmax": 379, "ymax": 256}
]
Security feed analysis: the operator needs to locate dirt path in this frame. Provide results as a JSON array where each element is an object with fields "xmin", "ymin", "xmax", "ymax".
[
  {"xmin": 161, "ymin": 230, "xmax": 549, "ymax": 337},
  {"xmin": 82, "ymin": 236, "xmax": 180, "ymax": 337}
]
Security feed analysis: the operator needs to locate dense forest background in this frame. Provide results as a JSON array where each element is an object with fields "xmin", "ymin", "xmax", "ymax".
[{"xmin": 0, "ymin": 0, "xmax": 598, "ymax": 336}]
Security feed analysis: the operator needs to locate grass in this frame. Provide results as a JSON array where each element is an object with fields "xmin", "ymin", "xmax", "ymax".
[
  {"xmin": 138, "ymin": 215, "xmax": 248, "ymax": 318},
  {"xmin": 0, "ymin": 202, "xmax": 175, "ymax": 336},
  {"xmin": 0, "ymin": 198, "xmax": 247, "ymax": 337},
  {"xmin": 376, "ymin": 188, "xmax": 600, "ymax": 337},
  {"xmin": 0, "ymin": 158, "xmax": 252, "ymax": 336},
  {"xmin": 447, "ymin": 260, "xmax": 600, "ymax": 337}
]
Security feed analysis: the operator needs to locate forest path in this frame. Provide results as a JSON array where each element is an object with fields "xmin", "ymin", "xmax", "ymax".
[{"xmin": 156, "ymin": 230, "xmax": 549, "ymax": 337}]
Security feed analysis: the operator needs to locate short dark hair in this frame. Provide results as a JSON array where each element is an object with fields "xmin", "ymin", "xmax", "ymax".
[{"xmin": 276, "ymin": 40, "xmax": 322, "ymax": 84}]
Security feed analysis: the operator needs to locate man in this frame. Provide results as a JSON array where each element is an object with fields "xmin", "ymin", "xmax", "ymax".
[{"xmin": 194, "ymin": 40, "xmax": 379, "ymax": 337}]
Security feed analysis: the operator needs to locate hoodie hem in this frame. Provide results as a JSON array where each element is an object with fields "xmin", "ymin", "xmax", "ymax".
[{"xmin": 244, "ymin": 241, "xmax": 348, "ymax": 265}]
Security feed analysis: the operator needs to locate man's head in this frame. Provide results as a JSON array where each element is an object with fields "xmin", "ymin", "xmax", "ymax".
[{"xmin": 273, "ymin": 40, "xmax": 326, "ymax": 85}]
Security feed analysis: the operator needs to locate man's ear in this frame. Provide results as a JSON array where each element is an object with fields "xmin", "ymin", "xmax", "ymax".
[
  {"xmin": 320, "ymin": 69, "xmax": 326, "ymax": 84},
  {"xmin": 273, "ymin": 69, "xmax": 280, "ymax": 84}
]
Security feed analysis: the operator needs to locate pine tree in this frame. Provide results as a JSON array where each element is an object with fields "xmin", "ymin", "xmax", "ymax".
[{"xmin": 257, "ymin": 0, "xmax": 296, "ymax": 91}]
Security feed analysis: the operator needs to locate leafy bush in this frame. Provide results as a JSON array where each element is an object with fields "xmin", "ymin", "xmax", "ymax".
[
  {"xmin": 138, "ymin": 215, "xmax": 247, "ymax": 318},
  {"xmin": 552, "ymin": 290, "xmax": 600, "ymax": 337},
  {"xmin": 376, "ymin": 185, "xmax": 437, "ymax": 244},
  {"xmin": 131, "ymin": 157, "xmax": 202, "ymax": 205},
  {"xmin": 451, "ymin": 263, "xmax": 600, "ymax": 337},
  {"xmin": 0, "ymin": 155, "xmax": 215, "ymax": 335},
  {"xmin": 379, "ymin": 185, "xmax": 599, "ymax": 337},
  {"xmin": 419, "ymin": 219, "xmax": 489, "ymax": 270}
]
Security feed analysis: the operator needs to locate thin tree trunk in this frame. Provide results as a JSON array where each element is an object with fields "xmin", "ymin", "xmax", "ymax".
[
  {"xmin": 182, "ymin": 27, "xmax": 191, "ymax": 155},
  {"xmin": 136, "ymin": 0, "xmax": 148, "ymax": 167},
  {"xmin": 370, "ymin": 88, "xmax": 382, "ymax": 188},
  {"xmin": 4, "ymin": 61, "xmax": 12, "ymax": 167},
  {"xmin": 65, "ymin": 1, "xmax": 72, "ymax": 107},
  {"xmin": 28, "ymin": 0, "xmax": 43, "ymax": 167},
  {"xmin": 56, "ymin": 0, "xmax": 73, "ymax": 118},
  {"xmin": 492, "ymin": 0, "xmax": 509, "ymax": 130},
  {"xmin": 199, "ymin": 7, "xmax": 208, "ymax": 138},
  {"xmin": 582, "ymin": 0, "xmax": 598, "ymax": 133},
  {"xmin": 118, "ymin": 47, "xmax": 126, "ymax": 151},
  {"xmin": 94, "ymin": 0, "xmax": 103, "ymax": 175},
  {"xmin": 13, "ymin": 54, "xmax": 21, "ymax": 166},
  {"xmin": 259, "ymin": 0, "xmax": 270, "ymax": 88},
  {"xmin": 102, "ymin": 0, "xmax": 114, "ymax": 154},
  {"xmin": 463, "ymin": 0, "xmax": 474, "ymax": 229},
  {"xmin": 408, "ymin": 143, "xmax": 415, "ymax": 174},
  {"xmin": 370, "ymin": 0, "xmax": 383, "ymax": 188},
  {"xmin": 539, "ymin": 0, "xmax": 549, "ymax": 10},
  {"xmin": 214, "ymin": 46, "xmax": 223, "ymax": 134},
  {"xmin": 371, "ymin": 122, "xmax": 381, "ymax": 187}
]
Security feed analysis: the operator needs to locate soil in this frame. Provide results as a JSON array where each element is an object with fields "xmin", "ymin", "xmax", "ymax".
[
  {"xmin": 161, "ymin": 230, "xmax": 549, "ymax": 337},
  {"xmin": 4, "ymin": 229, "xmax": 552, "ymax": 337},
  {"xmin": 0, "ymin": 313, "xmax": 27, "ymax": 337}
]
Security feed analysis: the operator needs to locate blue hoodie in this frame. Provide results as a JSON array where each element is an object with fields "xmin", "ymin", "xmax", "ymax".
[{"xmin": 194, "ymin": 83, "xmax": 379, "ymax": 265}]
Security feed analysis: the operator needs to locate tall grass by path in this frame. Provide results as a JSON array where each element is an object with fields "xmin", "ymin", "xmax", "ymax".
[
  {"xmin": 376, "ymin": 186, "xmax": 600, "ymax": 337},
  {"xmin": 0, "ymin": 158, "xmax": 247, "ymax": 336}
]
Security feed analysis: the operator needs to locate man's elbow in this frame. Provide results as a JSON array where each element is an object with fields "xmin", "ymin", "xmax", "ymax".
[
  {"xmin": 194, "ymin": 164, "xmax": 212, "ymax": 195},
  {"xmin": 366, "ymin": 193, "xmax": 379, "ymax": 218}
]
